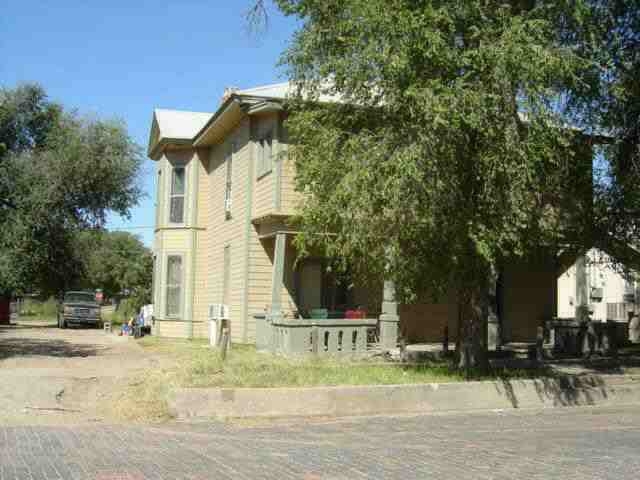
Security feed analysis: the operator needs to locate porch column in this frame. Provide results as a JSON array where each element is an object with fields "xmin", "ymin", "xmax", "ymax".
[
  {"xmin": 269, "ymin": 232, "xmax": 287, "ymax": 322},
  {"xmin": 575, "ymin": 255, "xmax": 590, "ymax": 321},
  {"xmin": 379, "ymin": 280, "xmax": 399, "ymax": 351},
  {"xmin": 487, "ymin": 271, "xmax": 501, "ymax": 351}
]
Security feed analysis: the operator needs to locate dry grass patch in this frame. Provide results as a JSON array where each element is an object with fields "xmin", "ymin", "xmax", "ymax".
[
  {"xmin": 100, "ymin": 370, "xmax": 175, "ymax": 423},
  {"xmin": 105, "ymin": 337, "xmax": 553, "ymax": 423},
  {"xmin": 137, "ymin": 337, "xmax": 464, "ymax": 388}
]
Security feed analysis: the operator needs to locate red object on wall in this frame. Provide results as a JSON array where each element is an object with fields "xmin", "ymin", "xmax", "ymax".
[{"xmin": 0, "ymin": 297, "xmax": 10, "ymax": 324}]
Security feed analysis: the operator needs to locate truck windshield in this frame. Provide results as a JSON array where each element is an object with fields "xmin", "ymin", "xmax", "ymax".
[{"xmin": 64, "ymin": 293, "xmax": 95, "ymax": 303}]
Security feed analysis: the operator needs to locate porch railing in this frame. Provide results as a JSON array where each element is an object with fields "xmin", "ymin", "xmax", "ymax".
[
  {"xmin": 256, "ymin": 315, "xmax": 378, "ymax": 355},
  {"xmin": 606, "ymin": 302, "xmax": 635, "ymax": 321}
]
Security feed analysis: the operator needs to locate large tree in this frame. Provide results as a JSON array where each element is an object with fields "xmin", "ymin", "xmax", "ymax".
[
  {"xmin": 560, "ymin": 1, "xmax": 640, "ymax": 268},
  {"xmin": 0, "ymin": 84, "xmax": 143, "ymax": 296},
  {"xmin": 76, "ymin": 230, "xmax": 152, "ymax": 304},
  {"xmin": 256, "ymin": 0, "xmax": 620, "ymax": 368}
]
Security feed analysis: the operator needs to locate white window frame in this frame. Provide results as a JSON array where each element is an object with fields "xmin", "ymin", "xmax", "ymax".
[
  {"xmin": 155, "ymin": 168, "xmax": 162, "ymax": 227},
  {"xmin": 256, "ymin": 131, "xmax": 273, "ymax": 179},
  {"xmin": 168, "ymin": 164, "xmax": 186, "ymax": 225},
  {"xmin": 165, "ymin": 254, "xmax": 184, "ymax": 318}
]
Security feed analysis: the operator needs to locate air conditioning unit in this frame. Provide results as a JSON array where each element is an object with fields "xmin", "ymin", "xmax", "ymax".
[{"xmin": 208, "ymin": 304, "xmax": 230, "ymax": 320}]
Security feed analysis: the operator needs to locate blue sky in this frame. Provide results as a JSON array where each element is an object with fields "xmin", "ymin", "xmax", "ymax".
[{"xmin": 1, "ymin": 1, "xmax": 298, "ymax": 246}]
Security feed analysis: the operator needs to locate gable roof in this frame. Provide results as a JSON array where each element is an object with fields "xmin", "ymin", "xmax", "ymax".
[
  {"xmin": 148, "ymin": 109, "xmax": 212, "ymax": 159},
  {"xmin": 237, "ymin": 81, "xmax": 345, "ymax": 104},
  {"xmin": 237, "ymin": 82, "xmax": 292, "ymax": 100},
  {"xmin": 154, "ymin": 109, "xmax": 212, "ymax": 139}
]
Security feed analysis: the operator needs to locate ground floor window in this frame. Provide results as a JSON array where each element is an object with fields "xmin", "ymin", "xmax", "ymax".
[{"xmin": 166, "ymin": 255, "xmax": 183, "ymax": 317}]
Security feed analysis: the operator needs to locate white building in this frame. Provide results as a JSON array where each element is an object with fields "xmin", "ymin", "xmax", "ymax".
[{"xmin": 558, "ymin": 248, "xmax": 637, "ymax": 322}]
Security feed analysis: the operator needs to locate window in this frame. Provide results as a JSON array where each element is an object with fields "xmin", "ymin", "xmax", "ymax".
[
  {"xmin": 155, "ymin": 169, "xmax": 162, "ymax": 227},
  {"xmin": 169, "ymin": 166, "xmax": 185, "ymax": 223},
  {"xmin": 165, "ymin": 255, "xmax": 183, "ymax": 317},
  {"xmin": 224, "ymin": 143, "xmax": 233, "ymax": 219},
  {"xmin": 257, "ymin": 132, "xmax": 273, "ymax": 177},
  {"xmin": 152, "ymin": 254, "xmax": 158, "ymax": 306}
]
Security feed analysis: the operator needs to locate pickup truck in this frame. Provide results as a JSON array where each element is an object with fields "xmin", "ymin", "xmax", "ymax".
[{"xmin": 57, "ymin": 291, "xmax": 102, "ymax": 328}]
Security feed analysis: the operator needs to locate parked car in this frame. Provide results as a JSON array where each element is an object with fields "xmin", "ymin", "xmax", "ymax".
[{"xmin": 57, "ymin": 291, "xmax": 102, "ymax": 328}]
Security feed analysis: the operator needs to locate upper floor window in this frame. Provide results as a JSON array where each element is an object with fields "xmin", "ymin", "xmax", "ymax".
[
  {"xmin": 155, "ymin": 169, "xmax": 162, "ymax": 227},
  {"xmin": 169, "ymin": 165, "xmax": 185, "ymax": 223},
  {"xmin": 256, "ymin": 132, "xmax": 273, "ymax": 178},
  {"xmin": 224, "ymin": 143, "xmax": 234, "ymax": 219}
]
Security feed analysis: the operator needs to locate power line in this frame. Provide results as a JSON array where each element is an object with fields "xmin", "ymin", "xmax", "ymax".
[{"xmin": 108, "ymin": 226, "xmax": 155, "ymax": 230}]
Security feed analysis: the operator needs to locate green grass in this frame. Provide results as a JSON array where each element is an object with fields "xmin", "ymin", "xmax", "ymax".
[
  {"xmin": 101, "ymin": 305, "xmax": 126, "ymax": 328},
  {"xmin": 106, "ymin": 337, "xmax": 552, "ymax": 423},
  {"xmin": 137, "ymin": 337, "xmax": 552, "ymax": 389},
  {"xmin": 17, "ymin": 297, "xmax": 58, "ymax": 320}
]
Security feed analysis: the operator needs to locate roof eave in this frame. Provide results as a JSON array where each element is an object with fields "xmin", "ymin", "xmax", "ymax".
[
  {"xmin": 148, "ymin": 137, "xmax": 194, "ymax": 160},
  {"xmin": 192, "ymin": 96, "xmax": 241, "ymax": 147}
]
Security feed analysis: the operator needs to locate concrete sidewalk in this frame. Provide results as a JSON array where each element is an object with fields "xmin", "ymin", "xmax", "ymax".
[{"xmin": 170, "ymin": 373, "xmax": 640, "ymax": 420}]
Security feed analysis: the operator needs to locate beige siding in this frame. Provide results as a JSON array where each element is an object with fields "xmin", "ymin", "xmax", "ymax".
[
  {"xmin": 154, "ymin": 320, "xmax": 192, "ymax": 339},
  {"xmin": 192, "ymin": 148, "xmax": 211, "ymax": 337},
  {"xmin": 278, "ymin": 120, "xmax": 303, "ymax": 215},
  {"xmin": 253, "ymin": 171, "xmax": 274, "ymax": 219},
  {"xmin": 246, "ymin": 235, "xmax": 273, "ymax": 339},
  {"xmin": 280, "ymin": 154, "xmax": 302, "ymax": 215},
  {"xmin": 252, "ymin": 113, "xmax": 278, "ymax": 219},
  {"xmin": 153, "ymin": 147, "xmax": 209, "ymax": 332},
  {"xmin": 203, "ymin": 117, "xmax": 252, "ymax": 343}
]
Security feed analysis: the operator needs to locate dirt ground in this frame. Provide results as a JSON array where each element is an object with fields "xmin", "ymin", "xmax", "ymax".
[{"xmin": 0, "ymin": 318, "xmax": 158, "ymax": 425}]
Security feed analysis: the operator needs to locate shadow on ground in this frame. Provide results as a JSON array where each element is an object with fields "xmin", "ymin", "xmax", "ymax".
[
  {"xmin": 1, "ymin": 323, "xmax": 58, "ymax": 330},
  {"xmin": 0, "ymin": 336, "xmax": 101, "ymax": 360}
]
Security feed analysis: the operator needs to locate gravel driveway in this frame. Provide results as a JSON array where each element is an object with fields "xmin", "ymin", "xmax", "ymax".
[{"xmin": 0, "ymin": 319, "xmax": 156, "ymax": 425}]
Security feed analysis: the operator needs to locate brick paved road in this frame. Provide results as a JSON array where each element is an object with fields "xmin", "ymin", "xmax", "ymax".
[{"xmin": 1, "ymin": 406, "xmax": 639, "ymax": 479}]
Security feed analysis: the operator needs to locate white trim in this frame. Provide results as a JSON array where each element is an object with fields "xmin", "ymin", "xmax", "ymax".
[
  {"xmin": 167, "ymin": 163, "xmax": 187, "ymax": 226},
  {"xmin": 164, "ymin": 252, "xmax": 185, "ymax": 319}
]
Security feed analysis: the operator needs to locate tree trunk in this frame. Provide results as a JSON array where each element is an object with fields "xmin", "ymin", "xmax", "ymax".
[
  {"xmin": 455, "ymin": 242, "xmax": 492, "ymax": 372},
  {"xmin": 457, "ymin": 286, "xmax": 489, "ymax": 371}
]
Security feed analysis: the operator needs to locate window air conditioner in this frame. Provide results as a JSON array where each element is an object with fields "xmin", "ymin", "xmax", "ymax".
[
  {"xmin": 590, "ymin": 287, "xmax": 604, "ymax": 302},
  {"xmin": 208, "ymin": 304, "xmax": 230, "ymax": 320}
]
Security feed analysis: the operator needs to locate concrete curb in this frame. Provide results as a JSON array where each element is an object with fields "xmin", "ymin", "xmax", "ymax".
[{"xmin": 169, "ymin": 374, "xmax": 640, "ymax": 420}]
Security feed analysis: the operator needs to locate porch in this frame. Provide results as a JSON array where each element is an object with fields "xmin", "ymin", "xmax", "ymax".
[{"xmin": 256, "ymin": 227, "xmax": 399, "ymax": 356}]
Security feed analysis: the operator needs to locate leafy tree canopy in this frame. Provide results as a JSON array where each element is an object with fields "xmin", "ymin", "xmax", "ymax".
[
  {"xmin": 76, "ymin": 230, "xmax": 152, "ymax": 301},
  {"xmin": 563, "ymin": 1, "xmax": 640, "ymax": 267},
  {"xmin": 0, "ymin": 84, "xmax": 143, "ymax": 296},
  {"xmin": 264, "ymin": 0, "xmax": 639, "ymax": 366}
]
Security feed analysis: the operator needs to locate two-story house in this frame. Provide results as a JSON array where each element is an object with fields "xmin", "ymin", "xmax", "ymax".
[{"xmin": 148, "ymin": 82, "xmax": 564, "ymax": 351}]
